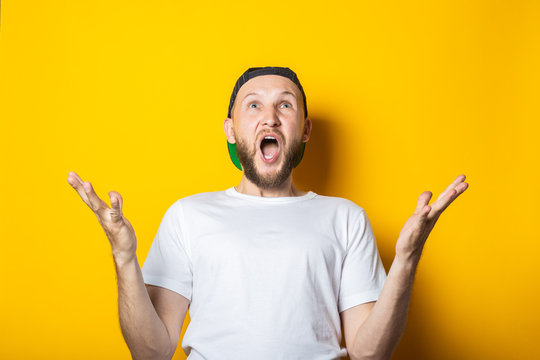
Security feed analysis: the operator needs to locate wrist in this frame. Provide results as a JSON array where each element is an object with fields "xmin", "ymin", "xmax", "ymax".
[
  {"xmin": 393, "ymin": 253, "xmax": 420, "ymax": 273},
  {"xmin": 113, "ymin": 251, "xmax": 138, "ymax": 268}
]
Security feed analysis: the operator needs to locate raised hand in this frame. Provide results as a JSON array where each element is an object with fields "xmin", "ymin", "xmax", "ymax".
[
  {"xmin": 395, "ymin": 174, "xmax": 469, "ymax": 264},
  {"xmin": 67, "ymin": 171, "xmax": 137, "ymax": 264}
]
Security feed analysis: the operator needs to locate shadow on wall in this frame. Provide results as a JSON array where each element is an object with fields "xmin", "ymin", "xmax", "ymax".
[
  {"xmin": 293, "ymin": 117, "xmax": 336, "ymax": 195},
  {"xmin": 293, "ymin": 116, "xmax": 433, "ymax": 360}
]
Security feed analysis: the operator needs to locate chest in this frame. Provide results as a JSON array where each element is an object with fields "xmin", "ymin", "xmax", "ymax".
[{"xmin": 186, "ymin": 206, "xmax": 347, "ymax": 281}]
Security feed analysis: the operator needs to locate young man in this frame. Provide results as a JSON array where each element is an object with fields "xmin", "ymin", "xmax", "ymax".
[{"xmin": 67, "ymin": 66, "xmax": 469, "ymax": 360}]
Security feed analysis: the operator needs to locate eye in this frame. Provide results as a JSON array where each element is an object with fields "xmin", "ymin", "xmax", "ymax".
[
  {"xmin": 281, "ymin": 102, "xmax": 292, "ymax": 108},
  {"xmin": 248, "ymin": 103, "xmax": 258, "ymax": 109}
]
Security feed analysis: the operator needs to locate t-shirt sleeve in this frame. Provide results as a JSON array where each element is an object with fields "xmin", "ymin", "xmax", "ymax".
[
  {"xmin": 141, "ymin": 201, "xmax": 193, "ymax": 302},
  {"xmin": 338, "ymin": 206, "xmax": 387, "ymax": 313}
]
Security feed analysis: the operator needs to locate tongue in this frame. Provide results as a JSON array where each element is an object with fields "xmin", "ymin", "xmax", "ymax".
[{"xmin": 262, "ymin": 142, "xmax": 278, "ymax": 158}]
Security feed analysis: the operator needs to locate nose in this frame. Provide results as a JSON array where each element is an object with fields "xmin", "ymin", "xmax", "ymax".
[{"xmin": 260, "ymin": 106, "xmax": 281, "ymax": 127}]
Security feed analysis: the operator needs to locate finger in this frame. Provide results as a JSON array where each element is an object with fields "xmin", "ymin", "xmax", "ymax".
[
  {"xmin": 83, "ymin": 181, "xmax": 108, "ymax": 212},
  {"xmin": 448, "ymin": 181, "xmax": 469, "ymax": 202},
  {"xmin": 67, "ymin": 171, "xmax": 92, "ymax": 207},
  {"xmin": 436, "ymin": 174, "xmax": 466, "ymax": 202},
  {"xmin": 457, "ymin": 181, "xmax": 469, "ymax": 195},
  {"xmin": 67, "ymin": 171, "xmax": 84, "ymax": 189},
  {"xmin": 67, "ymin": 171, "xmax": 84, "ymax": 185},
  {"xmin": 429, "ymin": 181, "xmax": 469, "ymax": 219},
  {"xmin": 415, "ymin": 191, "xmax": 432, "ymax": 214},
  {"xmin": 109, "ymin": 191, "xmax": 124, "ymax": 223}
]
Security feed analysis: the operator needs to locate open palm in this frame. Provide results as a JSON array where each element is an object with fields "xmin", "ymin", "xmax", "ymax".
[
  {"xmin": 67, "ymin": 171, "xmax": 137, "ymax": 263},
  {"xmin": 395, "ymin": 174, "xmax": 469, "ymax": 263}
]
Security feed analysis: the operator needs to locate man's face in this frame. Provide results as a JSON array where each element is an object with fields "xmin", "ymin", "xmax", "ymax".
[{"xmin": 224, "ymin": 75, "xmax": 311, "ymax": 189}]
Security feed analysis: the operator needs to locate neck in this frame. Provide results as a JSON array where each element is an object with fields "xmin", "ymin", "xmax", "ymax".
[{"xmin": 235, "ymin": 174, "xmax": 307, "ymax": 197}]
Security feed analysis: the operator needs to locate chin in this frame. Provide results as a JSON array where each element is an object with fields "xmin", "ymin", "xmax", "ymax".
[
  {"xmin": 248, "ymin": 161, "xmax": 289, "ymax": 188},
  {"xmin": 256, "ymin": 158, "xmax": 283, "ymax": 172}
]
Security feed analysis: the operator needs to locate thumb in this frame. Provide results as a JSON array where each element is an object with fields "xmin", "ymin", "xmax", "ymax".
[
  {"xmin": 417, "ymin": 204, "xmax": 431, "ymax": 227},
  {"xmin": 421, "ymin": 204, "xmax": 431, "ymax": 217},
  {"xmin": 415, "ymin": 191, "xmax": 432, "ymax": 214},
  {"xmin": 108, "ymin": 191, "xmax": 124, "ymax": 223}
]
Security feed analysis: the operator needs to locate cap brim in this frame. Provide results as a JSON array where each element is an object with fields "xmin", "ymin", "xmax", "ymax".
[{"xmin": 227, "ymin": 141, "xmax": 243, "ymax": 170}]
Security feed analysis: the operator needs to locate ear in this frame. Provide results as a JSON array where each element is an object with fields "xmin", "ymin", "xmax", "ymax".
[
  {"xmin": 302, "ymin": 116, "xmax": 312, "ymax": 143},
  {"xmin": 223, "ymin": 117, "xmax": 236, "ymax": 144}
]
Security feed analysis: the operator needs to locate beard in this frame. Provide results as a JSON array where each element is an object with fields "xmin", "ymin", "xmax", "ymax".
[{"xmin": 235, "ymin": 131, "xmax": 304, "ymax": 190}]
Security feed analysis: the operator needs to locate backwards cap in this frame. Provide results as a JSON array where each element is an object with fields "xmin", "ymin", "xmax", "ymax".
[{"xmin": 226, "ymin": 66, "xmax": 308, "ymax": 170}]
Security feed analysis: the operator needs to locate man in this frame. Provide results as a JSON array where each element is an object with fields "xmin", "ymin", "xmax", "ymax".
[{"xmin": 67, "ymin": 66, "xmax": 469, "ymax": 360}]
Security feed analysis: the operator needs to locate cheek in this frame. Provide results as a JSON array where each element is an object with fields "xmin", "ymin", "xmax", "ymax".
[
  {"xmin": 233, "ymin": 120, "xmax": 253, "ymax": 136},
  {"xmin": 287, "ymin": 122, "xmax": 304, "ymax": 138},
  {"xmin": 235, "ymin": 124, "xmax": 258, "ymax": 145}
]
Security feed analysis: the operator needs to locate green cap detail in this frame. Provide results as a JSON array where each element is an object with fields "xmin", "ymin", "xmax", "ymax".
[
  {"xmin": 227, "ymin": 141, "xmax": 243, "ymax": 170},
  {"xmin": 227, "ymin": 142, "xmax": 306, "ymax": 171}
]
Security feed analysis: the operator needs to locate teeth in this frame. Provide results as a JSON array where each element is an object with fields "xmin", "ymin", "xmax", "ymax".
[{"xmin": 261, "ymin": 136, "xmax": 277, "ymax": 160}]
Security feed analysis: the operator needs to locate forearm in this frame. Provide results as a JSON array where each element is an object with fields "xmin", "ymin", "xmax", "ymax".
[
  {"xmin": 349, "ymin": 255, "xmax": 418, "ymax": 360},
  {"xmin": 115, "ymin": 256, "xmax": 173, "ymax": 360}
]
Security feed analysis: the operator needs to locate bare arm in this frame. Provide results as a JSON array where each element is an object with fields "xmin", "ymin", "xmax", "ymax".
[
  {"xmin": 115, "ymin": 257, "xmax": 177, "ymax": 360},
  {"xmin": 348, "ymin": 255, "xmax": 417, "ymax": 360},
  {"xmin": 67, "ymin": 171, "xmax": 187, "ymax": 360},
  {"xmin": 347, "ymin": 174, "xmax": 469, "ymax": 360}
]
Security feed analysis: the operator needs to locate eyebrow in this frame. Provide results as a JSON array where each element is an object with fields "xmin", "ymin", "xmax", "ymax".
[{"xmin": 242, "ymin": 91, "xmax": 297, "ymax": 103}]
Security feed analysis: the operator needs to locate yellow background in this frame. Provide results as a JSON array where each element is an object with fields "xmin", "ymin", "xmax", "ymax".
[{"xmin": 1, "ymin": 0, "xmax": 539, "ymax": 359}]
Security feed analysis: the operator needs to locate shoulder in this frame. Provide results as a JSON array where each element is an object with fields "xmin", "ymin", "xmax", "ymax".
[
  {"xmin": 312, "ymin": 194, "xmax": 371, "ymax": 238},
  {"xmin": 165, "ymin": 189, "xmax": 230, "ymax": 212},
  {"xmin": 179, "ymin": 189, "xmax": 228, "ymax": 203},
  {"xmin": 313, "ymin": 193, "xmax": 367, "ymax": 215}
]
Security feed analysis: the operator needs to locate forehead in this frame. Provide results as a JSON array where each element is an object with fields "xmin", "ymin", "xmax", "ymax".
[{"xmin": 236, "ymin": 75, "xmax": 302, "ymax": 100}]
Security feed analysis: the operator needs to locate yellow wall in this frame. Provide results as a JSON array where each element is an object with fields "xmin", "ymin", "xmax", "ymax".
[{"xmin": 1, "ymin": 0, "xmax": 538, "ymax": 359}]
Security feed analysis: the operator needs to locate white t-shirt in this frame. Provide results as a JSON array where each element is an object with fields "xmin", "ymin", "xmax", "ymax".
[{"xmin": 141, "ymin": 187, "xmax": 387, "ymax": 360}]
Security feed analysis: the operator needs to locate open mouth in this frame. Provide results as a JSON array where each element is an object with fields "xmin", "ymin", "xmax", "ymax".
[{"xmin": 259, "ymin": 135, "xmax": 280, "ymax": 163}]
